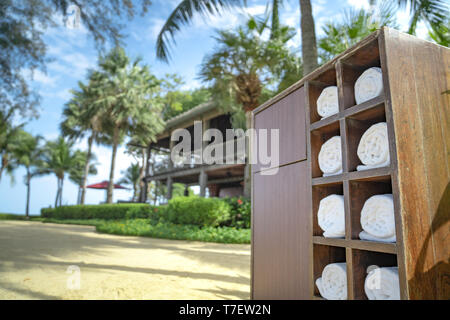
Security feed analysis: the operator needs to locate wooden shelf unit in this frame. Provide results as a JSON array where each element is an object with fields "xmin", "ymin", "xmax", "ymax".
[
  {"xmin": 251, "ymin": 28, "xmax": 449, "ymax": 300},
  {"xmin": 306, "ymin": 34, "xmax": 402, "ymax": 300}
]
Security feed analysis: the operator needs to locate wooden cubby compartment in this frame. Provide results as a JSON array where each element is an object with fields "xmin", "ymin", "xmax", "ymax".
[
  {"xmin": 310, "ymin": 121, "xmax": 341, "ymax": 178},
  {"xmin": 253, "ymin": 28, "xmax": 449, "ymax": 300},
  {"xmin": 313, "ymin": 244, "xmax": 346, "ymax": 298},
  {"xmin": 338, "ymin": 37, "xmax": 382, "ymax": 110},
  {"xmin": 344, "ymin": 104, "xmax": 388, "ymax": 172},
  {"xmin": 350, "ymin": 249, "xmax": 397, "ymax": 300},
  {"xmin": 308, "ymin": 66, "xmax": 338, "ymax": 124},
  {"xmin": 312, "ymin": 182, "xmax": 344, "ymax": 237},
  {"xmin": 348, "ymin": 175, "xmax": 393, "ymax": 240}
]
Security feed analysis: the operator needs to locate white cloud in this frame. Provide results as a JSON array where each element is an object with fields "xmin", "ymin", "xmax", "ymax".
[
  {"xmin": 41, "ymin": 88, "xmax": 72, "ymax": 102},
  {"xmin": 347, "ymin": 0, "xmax": 371, "ymax": 10},
  {"xmin": 31, "ymin": 70, "xmax": 59, "ymax": 86}
]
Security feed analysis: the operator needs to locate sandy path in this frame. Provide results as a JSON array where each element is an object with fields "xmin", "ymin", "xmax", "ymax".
[{"xmin": 0, "ymin": 221, "xmax": 250, "ymax": 300}]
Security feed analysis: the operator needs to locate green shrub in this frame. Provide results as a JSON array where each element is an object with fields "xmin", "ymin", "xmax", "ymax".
[
  {"xmin": 222, "ymin": 197, "xmax": 251, "ymax": 229},
  {"xmin": 0, "ymin": 213, "xmax": 28, "ymax": 220},
  {"xmin": 40, "ymin": 204, "xmax": 153, "ymax": 220},
  {"xmin": 164, "ymin": 196, "xmax": 231, "ymax": 227},
  {"xmin": 96, "ymin": 219, "xmax": 250, "ymax": 244},
  {"xmin": 125, "ymin": 205, "xmax": 162, "ymax": 220}
]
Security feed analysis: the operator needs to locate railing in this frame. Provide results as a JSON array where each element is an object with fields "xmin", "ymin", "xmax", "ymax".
[{"xmin": 152, "ymin": 137, "xmax": 247, "ymax": 176}]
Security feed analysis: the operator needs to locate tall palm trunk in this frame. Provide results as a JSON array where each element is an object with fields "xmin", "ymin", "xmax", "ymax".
[
  {"xmin": 0, "ymin": 156, "xmax": 8, "ymax": 182},
  {"xmin": 138, "ymin": 148, "xmax": 145, "ymax": 202},
  {"xmin": 60, "ymin": 177, "xmax": 64, "ymax": 207},
  {"xmin": 25, "ymin": 168, "xmax": 31, "ymax": 219},
  {"xmin": 80, "ymin": 134, "xmax": 94, "ymax": 205},
  {"xmin": 107, "ymin": 126, "xmax": 120, "ymax": 204},
  {"xmin": 55, "ymin": 178, "xmax": 61, "ymax": 207},
  {"xmin": 299, "ymin": 0, "xmax": 318, "ymax": 74}
]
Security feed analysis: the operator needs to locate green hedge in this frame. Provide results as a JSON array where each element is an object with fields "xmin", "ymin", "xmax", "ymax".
[
  {"xmin": 221, "ymin": 197, "xmax": 251, "ymax": 229},
  {"xmin": 40, "ymin": 204, "xmax": 156, "ymax": 220},
  {"xmin": 164, "ymin": 196, "xmax": 230, "ymax": 227},
  {"xmin": 96, "ymin": 219, "xmax": 251, "ymax": 244}
]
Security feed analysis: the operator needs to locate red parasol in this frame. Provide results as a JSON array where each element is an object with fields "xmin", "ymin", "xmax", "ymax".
[
  {"xmin": 86, "ymin": 181, "xmax": 128, "ymax": 203},
  {"xmin": 86, "ymin": 181, "xmax": 127, "ymax": 190}
]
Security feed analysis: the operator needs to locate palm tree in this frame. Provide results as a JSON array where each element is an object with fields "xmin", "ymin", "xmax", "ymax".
[
  {"xmin": 61, "ymin": 74, "xmax": 108, "ymax": 205},
  {"xmin": 199, "ymin": 16, "xmax": 301, "ymax": 127},
  {"xmin": 0, "ymin": 109, "xmax": 24, "ymax": 182},
  {"xmin": 428, "ymin": 17, "xmax": 449, "ymax": 46},
  {"xmin": 119, "ymin": 163, "xmax": 141, "ymax": 202},
  {"xmin": 68, "ymin": 150, "xmax": 98, "ymax": 205},
  {"xmin": 43, "ymin": 137, "xmax": 78, "ymax": 207},
  {"xmin": 372, "ymin": 0, "xmax": 449, "ymax": 35},
  {"xmin": 156, "ymin": 0, "xmax": 448, "ymax": 75},
  {"xmin": 155, "ymin": 0, "xmax": 317, "ymax": 72},
  {"xmin": 14, "ymin": 131, "xmax": 46, "ymax": 217},
  {"xmin": 318, "ymin": 2, "xmax": 398, "ymax": 62},
  {"xmin": 299, "ymin": 0, "xmax": 318, "ymax": 74},
  {"xmin": 95, "ymin": 47, "xmax": 165, "ymax": 203}
]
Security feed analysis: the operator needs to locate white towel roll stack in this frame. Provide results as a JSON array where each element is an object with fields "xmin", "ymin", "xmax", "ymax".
[
  {"xmin": 317, "ymin": 86, "xmax": 339, "ymax": 119},
  {"xmin": 359, "ymin": 194, "xmax": 396, "ymax": 243},
  {"xmin": 357, "ymin": 122, "xmax": 390, "ymax": 171},
  {"xmin": 364, "ymin": 266, "xmax": 400, "ymax": 300},
  {"xmin": 318, "ymin": 194, "xmax": 345, "ymax": 238},
  {"xmin": 354, "ymin": 67, "xmax": 384, "ymax": 104},
  {"xmin": 316, "ymin": 263, "xmax": 348, "ymax": 300},
  {"xmin": 318, "ymin": 136, "xmax": 342, "ymax": 176}
]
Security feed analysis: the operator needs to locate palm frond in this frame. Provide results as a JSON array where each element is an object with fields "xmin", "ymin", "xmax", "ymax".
[{"xmin": 156, "ymin": 0, "xmax": 246, "ymax": 62}]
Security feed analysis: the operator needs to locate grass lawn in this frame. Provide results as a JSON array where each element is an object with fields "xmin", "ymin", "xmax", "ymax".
[
  {"xmin": 0, "ymin": 213, "xmax": 42, "ymax": 221},
  {"xmin": 37, "ymin": 218, "xmax": 251, "ymax": 244},
  {"xmin": 96, "ymin": 219, "xmax": 251, "ymax": 244},
  {"xmin": 1, "ymin": 214, "xmax": 250, "ymax": 244}
]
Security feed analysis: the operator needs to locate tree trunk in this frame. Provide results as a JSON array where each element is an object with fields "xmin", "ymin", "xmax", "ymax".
[
  {"xmin": 80, "ymin": 134, "xmax": 94, "ymax": 205},
  {"xmin": 299, "ymin": 0, "xmax": 318, "ymax": 75},
  {"xmin": 55, "ymin": 178, "xmax": 61, "ymax": 208},
  {"xmin": 60, "ymin": 177, "xmax": 64, "ymax": 207},
  {"xmin": 77, "ymin": 186, "xmax": 81, "ymax": 205},
  {"xmin": 107, "ymin": 126, "xmax": 119, "ymax": 204},
  {"xmin": 138, "ymin": 148, "xmax": 145, "ymax": 202},
  {"xmin": 25, "ymin": 168, "xmax": 31, "ymax": 219},
  {"xmin": 0, "ymin": 156, "xmax": 8, "ymax": 182},
  {"xmin": 133, "ymin": 185, "xmax": 137, "ymax": 202}
]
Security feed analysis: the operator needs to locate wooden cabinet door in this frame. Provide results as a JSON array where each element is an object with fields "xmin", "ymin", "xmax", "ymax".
[
  {"xmin": 253, "ymin": 87, "xmax": 307, "ymax": 173},
  {"xmin": 252, "ymin": 161, "xmax": 311, "ymax": 299}
]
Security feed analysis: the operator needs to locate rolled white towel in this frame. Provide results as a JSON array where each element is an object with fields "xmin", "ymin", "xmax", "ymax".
[
  {"xmin": 359, "ymin": 194, "xmax": 396, "ymax": 243},
  {"xmin": 318, "ymin": 194, "xmax": 345, "ymax": 238},
  {"xmin": 354, "ymin": 67, "xmax": 384, "ymax": 105},
  {"xmin": 317, "ymin": 86, "xmax": 339, "ymax": 119},
  {"xmin": 357, "ymin": 122, "xmax": 390, "ymax": 171},
  {"xmin": 316, "ymin": 263, "xmax": 347, "ymax": 300},
  {"xmin": 364, "ymin": 266, "xmax": 400, "ymax": 300},
  {"xmin": 318, "ymin": 136, "xmax": 342, "ymax": 176}
]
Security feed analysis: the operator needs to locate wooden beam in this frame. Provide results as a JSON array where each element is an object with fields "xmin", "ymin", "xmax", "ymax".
[
  {"xmin": 186, "ymin": 176, "xmax": 244, "ymax": 187},
  {"xmin": 144, "ymin": 163, "xmax": 244, "ymax": 182}
]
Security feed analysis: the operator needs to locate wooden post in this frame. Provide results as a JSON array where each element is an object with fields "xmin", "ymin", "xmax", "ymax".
[
  {"xmin": 140, "ymin": 144, "xmax": 152, "ymax": 203},
  {"xmin": 199, "ymin": 170, "xmax": 208, "ymax": 197},
  {"xmin": 166, "ymin": 133, "xmax": 175, "ymax": 201},
  {"xmin": 243, "ymin": 111, "xmax": 252, "ymax": 198},
  {"xmin": 166, "ymin": 176, "xmax": 173, "ymax": 200}
]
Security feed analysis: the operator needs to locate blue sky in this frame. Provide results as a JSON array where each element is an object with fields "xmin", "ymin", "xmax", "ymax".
[{"xmin": 0, "ymin": 0, "xmax": 429, "ymax": 215}]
